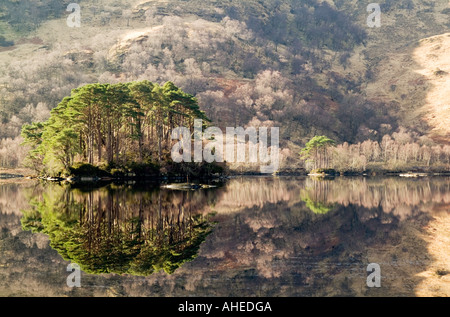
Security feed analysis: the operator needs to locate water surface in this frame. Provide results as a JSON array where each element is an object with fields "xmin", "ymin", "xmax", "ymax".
[{"xmin": 0, "ymin": 176, "xmax": 449, "ymax": 296}]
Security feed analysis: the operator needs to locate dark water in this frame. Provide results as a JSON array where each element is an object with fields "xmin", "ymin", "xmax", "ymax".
[{"xmin": 0, "ymin": 176, "xmax": 449, "ymax": 296}]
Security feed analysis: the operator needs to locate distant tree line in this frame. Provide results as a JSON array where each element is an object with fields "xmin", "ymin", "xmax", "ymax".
[{"xmin": 302, "ymin": 129, "xmax": 450, "ymax": 173}]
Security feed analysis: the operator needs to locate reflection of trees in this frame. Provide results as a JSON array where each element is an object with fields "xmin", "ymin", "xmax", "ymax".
[
  {"xmin": 300, "ymin": 179, "xmax": 336, "ymax": 214},
  {"xmin": 304, "ymin": 177, "xmax": 450, "ymax": 218},
  {"xmin": 213, "ymin": 177, "xmax": 294, "ymax": 213},
  {"xmin": 21, "ymin": 184, "xmax": 216, "ymax": 275}
]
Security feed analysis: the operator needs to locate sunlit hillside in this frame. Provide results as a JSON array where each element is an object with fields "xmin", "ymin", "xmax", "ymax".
[
  {"xmin": 0, "ymin": 0, "xmax": 449, "ymax": 171},
  {"xmin": 365, "ymin": 32, "xmax": 450, "ymax": 143},
  {"xmin": 414, "ymin": 33, "xmax": 450, "ymax": 143}
]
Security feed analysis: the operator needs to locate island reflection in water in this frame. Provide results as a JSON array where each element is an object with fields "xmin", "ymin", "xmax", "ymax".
[
  {"xmin": 20, "ymin": 184, "xmax": 219, "ymax": 276},
  {"xmin": 0, "ymin": 176, "xmax": 448, "ymax": 296}
]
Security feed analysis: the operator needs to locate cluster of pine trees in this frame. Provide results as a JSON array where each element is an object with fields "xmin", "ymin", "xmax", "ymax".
[{"xmin": 21, "ymin": 81, "xmax": 209, "ymax": 176}]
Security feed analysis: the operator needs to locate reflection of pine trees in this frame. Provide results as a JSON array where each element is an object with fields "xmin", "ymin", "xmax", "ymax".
[
  {"xmin": 20, "ymin": 184, "xmax": 216, "ymax": 275},
  {"xmin": 300, "ymin": 178, "xmax": 336, "ymax": 214},
  {"xmin": 302, "ymin": 177, "xmax": 450, "ymax": 218}
]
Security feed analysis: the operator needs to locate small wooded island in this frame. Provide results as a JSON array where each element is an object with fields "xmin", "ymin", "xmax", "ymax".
[{"xmin": 21, "ymin": 80, "xmax": 225, "ymax": 181}]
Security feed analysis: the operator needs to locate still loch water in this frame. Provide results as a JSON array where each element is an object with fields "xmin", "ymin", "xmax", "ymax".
[{"xmin": 0, "ymin": 176, "xmax": 449, "ymax": 296}]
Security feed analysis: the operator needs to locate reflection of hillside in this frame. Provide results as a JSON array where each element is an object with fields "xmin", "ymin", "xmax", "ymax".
[
  {"xmin": 304, "ymin": 177, "xmax": 450, "ymax": 219},
  {"xmin": 202, "ymin": 179, "xmax": 448, "ymax": 296}
]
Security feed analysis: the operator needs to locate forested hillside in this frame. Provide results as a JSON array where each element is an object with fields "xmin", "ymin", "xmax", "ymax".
[{"xmin": 0, "ymin": 0, "xmax": 449, "ymax": 171}]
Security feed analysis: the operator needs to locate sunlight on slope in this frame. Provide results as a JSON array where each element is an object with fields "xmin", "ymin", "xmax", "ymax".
[
  {"xmin": 364, "ymin": 32, "xmax": 450, "ymax": 143},
  {"xmin": 413, "ymin": 33, "xmax": 450, "ymax": 143}
]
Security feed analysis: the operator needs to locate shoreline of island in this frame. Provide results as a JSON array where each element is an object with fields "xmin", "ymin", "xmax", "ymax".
[{"xmin": 2, "ymin": 166, "xmax": 450, "ymax": 185}]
